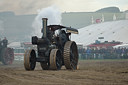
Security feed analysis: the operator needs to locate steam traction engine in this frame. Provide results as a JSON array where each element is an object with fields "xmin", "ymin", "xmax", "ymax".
[
  {"xmin": 24, "ymin": 18, "xmax": 79, "ymax": 70},
  {"xmin": 0, "ymin": 39, "xmax": 14, "ymax": 65}
]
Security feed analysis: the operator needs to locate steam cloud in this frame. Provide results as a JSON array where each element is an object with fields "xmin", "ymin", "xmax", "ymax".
[{"xmin": 32, "ymin": 5, "xmax": 62, "ymax": 37}]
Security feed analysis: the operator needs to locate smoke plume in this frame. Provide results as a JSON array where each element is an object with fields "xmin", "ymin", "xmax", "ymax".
[{"xmin": 32, "ymin": 5, "xmax": 62, "ymax": 37}]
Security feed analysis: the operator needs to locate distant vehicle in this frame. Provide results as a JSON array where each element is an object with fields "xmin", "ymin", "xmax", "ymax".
[
  {"xmin": 14, "ymin": 47, "xmax": 25, "ymax": 61},
  {"xmin": 0, "ymin": 38, "xmax": 14, "ymax": 65},
  {"xmin": 9, "ymin": 42, "xmax": 36, "ymax": 61}
]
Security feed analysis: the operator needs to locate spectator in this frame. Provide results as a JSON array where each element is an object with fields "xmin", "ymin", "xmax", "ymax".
[{"xmin": 2, "ymin": 37, "xmax": 8, "ymax": 48}]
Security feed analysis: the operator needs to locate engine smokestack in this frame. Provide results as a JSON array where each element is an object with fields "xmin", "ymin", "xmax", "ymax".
[{"xmin": 42, "ymin": 18, "xmax": 48, "ymax": 38}]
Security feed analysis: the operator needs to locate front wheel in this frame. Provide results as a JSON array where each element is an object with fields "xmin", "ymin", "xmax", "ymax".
[
  {"xmin": 50, "ymin": 49, "xmax": 62, "ymax": 70},
  {"xmin": 24, "ymin": 49, "xmax": 36, "ymax": 71}
]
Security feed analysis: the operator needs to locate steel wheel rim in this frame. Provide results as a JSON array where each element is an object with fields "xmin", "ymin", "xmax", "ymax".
[
  {"xmin": 50, "ymin": 49, "xmax": 62, "ymax": 70},
  {"xmin": 24, "ymin": 49, "xmax": 36, "ymax": 70}
]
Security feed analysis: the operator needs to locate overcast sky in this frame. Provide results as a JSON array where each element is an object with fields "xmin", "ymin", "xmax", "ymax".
[{"xmin": 0, "ymin": 0, "xmax": 128, "ymax": 15}]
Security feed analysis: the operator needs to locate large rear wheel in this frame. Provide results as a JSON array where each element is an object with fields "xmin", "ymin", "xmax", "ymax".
[
  {"xmin": 24, "ymin": 49, "xmax": 36, "ymax": 70},
  {"xmin": 50, "ymin": 49, "xmax": 62, "ymax": 70},
  {"xmin": 63, "ymin": 41, "xmax": 78, "ymax": 70}
]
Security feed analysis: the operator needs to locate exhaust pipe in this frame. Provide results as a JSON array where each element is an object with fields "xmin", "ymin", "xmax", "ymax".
[
  {"xmin": 32, "ymin": 18, "xmax": 48, "ymax": 45},
  {"xmin": 42, "ymin": 18, "xmax": 48, "ymax": 38}
]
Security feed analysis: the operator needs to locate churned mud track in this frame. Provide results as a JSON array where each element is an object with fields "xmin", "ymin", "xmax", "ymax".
[{"xmin": 0, "ymin": 60, "xmax": 128, "ymax": 85}]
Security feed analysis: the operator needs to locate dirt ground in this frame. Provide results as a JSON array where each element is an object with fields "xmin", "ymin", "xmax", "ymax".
[{"xmin": 0, "ymin": 59, "xmax": 128, "ymax": 85}]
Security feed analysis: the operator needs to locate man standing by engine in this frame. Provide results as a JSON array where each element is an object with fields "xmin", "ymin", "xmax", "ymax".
[{"xmin": 2, "ymin": 37, "xmax": 8, "ymax": 48}]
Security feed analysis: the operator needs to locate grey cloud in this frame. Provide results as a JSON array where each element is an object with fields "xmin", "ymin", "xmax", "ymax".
[{"xmin": 0, "ymin": 0, "xmax": 57, "ymax": 15}]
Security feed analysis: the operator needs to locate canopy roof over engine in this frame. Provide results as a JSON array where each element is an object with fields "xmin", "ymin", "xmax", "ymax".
[{"xmin": 47, "ymin": 25, "xmax": 78, "ymax": 34}]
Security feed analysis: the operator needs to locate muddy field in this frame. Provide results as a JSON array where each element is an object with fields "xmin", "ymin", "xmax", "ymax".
[{"xmin": 0, "ymin": 59, "xmax": 128, "ymax": 85}]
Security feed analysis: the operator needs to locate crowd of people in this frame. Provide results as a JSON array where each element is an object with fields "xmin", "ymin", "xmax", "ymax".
[{"xmin": 78, "ymin": 47, "xmax": 128, "ymax": 59}]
